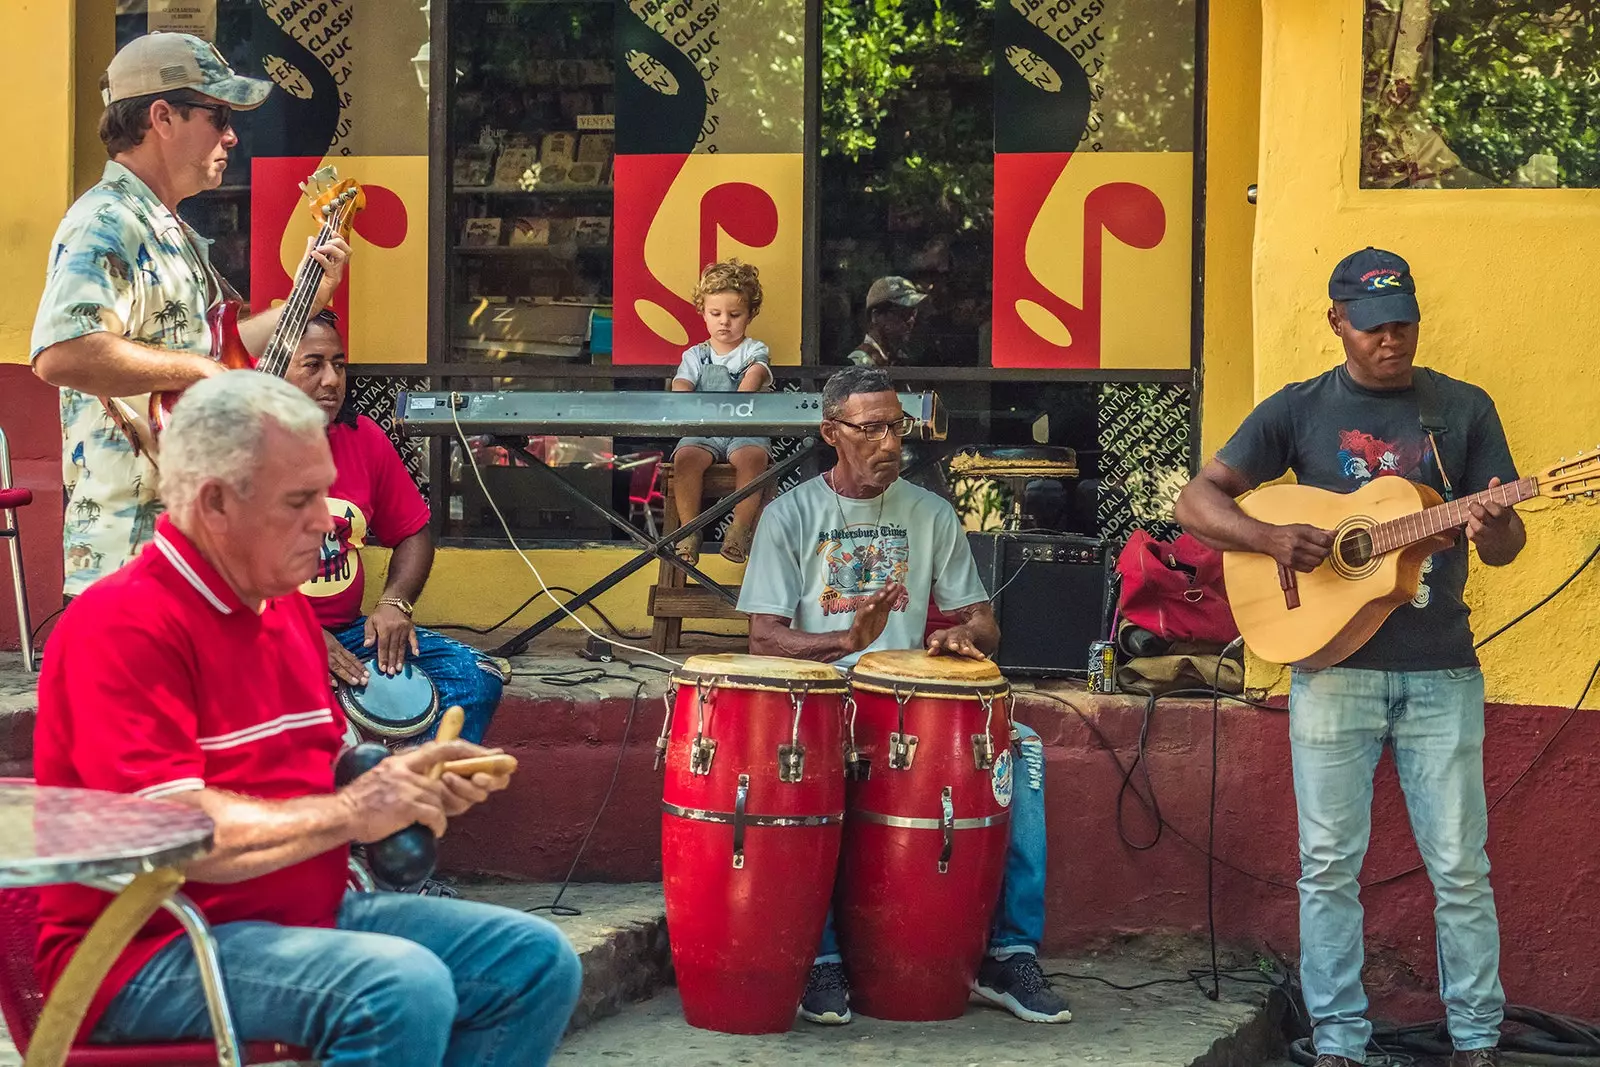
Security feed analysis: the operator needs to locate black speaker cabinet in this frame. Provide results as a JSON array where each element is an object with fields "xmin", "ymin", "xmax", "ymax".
[{"xmin": 967, "ymin": 531, "xmax": 1113, "ymax": 678}]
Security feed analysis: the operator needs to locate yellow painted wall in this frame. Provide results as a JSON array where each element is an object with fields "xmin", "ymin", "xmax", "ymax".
[
  {"xmin": 1199, "ymin": 0, "xmax": 1261, "ymax": 456},
  {"xmin": 1251, "ymin": 1, "xmax": 1600, "ymax": 707},
  {"xmin": 0, "ymin": 1, "xmax": 78, "ymax": 366},
  {"xmin": 364, "ymin": 545, "xmax": 748, "ymax": 639}
]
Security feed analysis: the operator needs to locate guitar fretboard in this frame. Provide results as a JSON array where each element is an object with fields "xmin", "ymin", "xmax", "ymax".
[
  {"xmin": 256, "ymin": 192, "xmax": 357, "ymax": 379},
  {"xmin": 1369, "ymin": 476, "xmax": 1539, "ymax": 554}
]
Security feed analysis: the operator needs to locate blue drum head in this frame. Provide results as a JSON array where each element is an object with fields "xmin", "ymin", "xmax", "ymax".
[{"xmin": 337, "ymin": 662, "xmax": 441, "ymax": 740}]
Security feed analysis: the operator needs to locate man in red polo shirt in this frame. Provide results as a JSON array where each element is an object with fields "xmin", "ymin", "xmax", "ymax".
[{"xmin": 33, "ymin": 372, "xmax": 581, "ymax": 1066}]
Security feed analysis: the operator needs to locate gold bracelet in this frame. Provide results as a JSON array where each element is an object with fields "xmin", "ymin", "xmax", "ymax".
[{"xmin": 377, "ymin": 596, "xmax": 415, "ymax": 617}]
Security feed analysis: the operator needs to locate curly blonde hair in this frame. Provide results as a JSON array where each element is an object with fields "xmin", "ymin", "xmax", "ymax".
[{"xmin": 692, "ymin": 259, "xmax": 763, "ymax": 317}]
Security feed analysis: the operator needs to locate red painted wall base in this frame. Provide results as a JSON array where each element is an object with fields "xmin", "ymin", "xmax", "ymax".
[
  {"xmin": 445, "ymin": 687, "xmax": 1600, "ymax": 1024},
  {"xmin": 0, "ymin": 365, "xmax": 64, "ymax": 653}
]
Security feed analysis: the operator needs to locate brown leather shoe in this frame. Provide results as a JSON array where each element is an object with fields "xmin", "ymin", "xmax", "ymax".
[
  {"xmin": 1312, "ymin": 1057, "xmax": 1362, "ymax": 1067},
  {"xmin": 1450, "ymin": 1049, "xmax": 1501, "ymax": 1067}
]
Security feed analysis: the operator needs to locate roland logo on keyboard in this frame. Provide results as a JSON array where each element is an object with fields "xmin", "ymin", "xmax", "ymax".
[{"xmin": 557, "ymin": 397, "xmax": 758, "ymax": 420}]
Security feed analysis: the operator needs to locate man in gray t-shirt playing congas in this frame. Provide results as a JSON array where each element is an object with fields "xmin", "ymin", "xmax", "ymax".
[{"xmin": 738, "ymin": 367, "xmax": 1072, "ymax": 1026}]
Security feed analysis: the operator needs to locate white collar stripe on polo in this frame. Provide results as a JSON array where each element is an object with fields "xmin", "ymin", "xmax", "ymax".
[{"xmin": 153, "ymin": 532, "xmax": 234, "ymax": 615}]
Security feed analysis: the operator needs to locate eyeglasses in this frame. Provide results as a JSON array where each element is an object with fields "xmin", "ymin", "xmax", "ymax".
[
  {"xmin": 828, "ymin": 414, "xmax": 916, "ymax": 442},
  {"xmin": 182, "ymin": 101, "xmax": 233, "ymax": 132}
]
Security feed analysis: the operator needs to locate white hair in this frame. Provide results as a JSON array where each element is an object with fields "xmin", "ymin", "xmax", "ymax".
[{"xmin": 160, "ymin": 371, "xmax": 328, "ymax": 512}]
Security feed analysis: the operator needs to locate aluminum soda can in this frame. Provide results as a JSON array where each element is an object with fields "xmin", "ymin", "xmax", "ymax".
[{"xmin": 1088, "ymin": 640, "xmax": 1116, "ymax": 694}]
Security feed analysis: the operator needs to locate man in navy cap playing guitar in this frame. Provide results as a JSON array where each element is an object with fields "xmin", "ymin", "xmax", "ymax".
[{"xmin": 1176, "ymin": 248, "xmax": 1524, "ymax": 1067}]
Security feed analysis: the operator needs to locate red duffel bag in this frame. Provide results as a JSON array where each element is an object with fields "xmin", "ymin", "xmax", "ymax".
[{"xmin": 1115, "ymin": 531, "xmax": 1238, "ymax": 645}]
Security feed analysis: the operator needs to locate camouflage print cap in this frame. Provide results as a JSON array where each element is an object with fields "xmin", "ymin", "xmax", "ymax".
[
  {"xmin": 865, "ymin": 276, "xmax": 929, "ymax": 312},
  {"xmin": 102, "ymin": 32, "xmax": 271, "ymax": 110}
]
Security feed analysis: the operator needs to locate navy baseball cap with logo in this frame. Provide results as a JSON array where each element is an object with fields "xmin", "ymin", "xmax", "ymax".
[{"xmin": 1328, "ymin": 247, "xmax": 1421, "ymax": 332}]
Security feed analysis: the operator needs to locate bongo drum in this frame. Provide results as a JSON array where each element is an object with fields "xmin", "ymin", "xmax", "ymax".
[
  {"xmin": 837, "ymin": 650, "xmax": 1013, "ymax": 1021},
  {"xmin": 336, "ymin": 661, "xmax": 441, "ymax": 742},
  {"xmin": 660, "ymin": 654, "xmax": 848, "ymax": 1034}
]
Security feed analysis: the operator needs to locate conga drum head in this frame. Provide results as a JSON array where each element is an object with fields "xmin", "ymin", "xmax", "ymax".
[
  {"xmin": 673, "ymin": 653, "xmax": 848, "ymax": 693},
  {"xmin": 336, "ymin": 662, "xmax": 441, "ymax": 739},
  {"xmin": 850, "ymin": 650, "xmax": 1007, "ymax": 699}
]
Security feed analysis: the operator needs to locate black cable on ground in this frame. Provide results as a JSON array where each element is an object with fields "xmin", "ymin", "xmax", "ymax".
[
  {"xmin": 434, "ymin": 586, "xmax": 632, "ymax": 640},
  {"xmin": 525, "ymin": 670, "xmax": 652, "ymax": 917}
]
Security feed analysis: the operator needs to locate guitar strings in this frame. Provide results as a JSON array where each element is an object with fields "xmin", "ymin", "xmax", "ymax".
[{"xmin": 260, "ymin": 191, "xmax": 355, "ymax": 378}]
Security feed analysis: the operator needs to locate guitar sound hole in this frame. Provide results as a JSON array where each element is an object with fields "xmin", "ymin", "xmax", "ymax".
[{"xmin": 1337, "ymin": 528, "xmax": 1374, "ymax": 568}]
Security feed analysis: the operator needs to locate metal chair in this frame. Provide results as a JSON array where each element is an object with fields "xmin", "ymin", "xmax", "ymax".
[
  {"xmin": 0, "ymin": 884, "xmax": 308, "ymax": 1065},
  {"xmin": 0, "ymin": 425, "xmax": 34, "ymax": 672}
]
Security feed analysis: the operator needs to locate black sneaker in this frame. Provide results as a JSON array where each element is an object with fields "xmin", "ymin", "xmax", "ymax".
[
  {"xmin": 798, "ymin": 961, "xmax": 851, "ymax": 1025},
  {"xmin": 972, "ymin": 953, "xmax": 1073, "ymax": 1023}
]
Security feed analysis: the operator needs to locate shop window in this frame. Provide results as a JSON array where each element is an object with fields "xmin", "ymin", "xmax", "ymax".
[{"xmin": 1363, "ymin": 0, "xmax": 1600, "ymax": 189}]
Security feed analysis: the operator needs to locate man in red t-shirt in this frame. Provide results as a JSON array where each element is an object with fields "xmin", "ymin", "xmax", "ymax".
[
  {"xmin": 34, "ymin": 373, "xmax": 581, "ymax": 1065},
  {"xmin": 288, "ymin": 310, "xmax": 504, "ymax": 745}
]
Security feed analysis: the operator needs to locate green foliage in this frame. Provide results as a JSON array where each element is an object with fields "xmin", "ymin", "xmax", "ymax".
[
  {"xmin": 1425, "ymin": 1, "xmax": 1600, "ymax": 186},
  {"xmin": 820, "ymin": 0, "xmax": 996, "ymax": 231}
]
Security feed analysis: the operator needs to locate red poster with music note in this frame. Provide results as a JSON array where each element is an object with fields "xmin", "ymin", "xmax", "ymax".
[
  {"xmin": 992, "ymin": 0, "xmax": 1194, "ymax": 370},
  {"xmin": 991, "ymin": 151, "xmax": 1191, "ymax": 370},
  {"xmin": 252, "ymin": 156, "xmax": 426, "ymax": 364},
  {"xmin": 612, "ymin": 0, "xmax": 805, "ymax": 365}
]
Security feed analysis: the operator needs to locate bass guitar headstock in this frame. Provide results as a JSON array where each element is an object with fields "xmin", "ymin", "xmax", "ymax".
[
  {"xmin": 300, "ymin": 165, "xmax": 365, "ymax": 240},
  {"xmin": 1535, "ymin": 449, "xmax": 1600, "ymax": 500}
]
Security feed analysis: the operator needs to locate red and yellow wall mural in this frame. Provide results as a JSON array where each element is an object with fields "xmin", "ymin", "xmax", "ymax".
[
  {"xmin": 992, "ymin": 0, "xmax": 1194, "ymax": 370},
  {"xmin": 246, "ymin": 0, "xmax": 431, "ymax": 364},
  {"xmin": 613, "ymin": 0, "xmax": 805, "ymax": 366}
]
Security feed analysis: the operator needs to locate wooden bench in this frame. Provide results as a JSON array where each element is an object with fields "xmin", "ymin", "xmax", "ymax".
[{"xmin": 647, "ymin": 463, "xmax": 770, "ymax": 653}]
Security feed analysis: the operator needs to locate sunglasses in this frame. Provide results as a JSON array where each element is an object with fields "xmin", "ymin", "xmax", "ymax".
[{"xmin": 182, "ymin": 101, "xmax": 233, "ymax": 132}]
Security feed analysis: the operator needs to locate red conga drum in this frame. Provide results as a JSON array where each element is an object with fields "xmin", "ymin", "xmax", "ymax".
[
  {"xmin": 660, "ymin": 654, "xmax": 848, "ymax": 1033},
  {"xmin": 836, "ymin": 650, "xmax": 1013, "ymax": 1020}
]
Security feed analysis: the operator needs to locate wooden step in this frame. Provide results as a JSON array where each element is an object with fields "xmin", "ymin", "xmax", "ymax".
[{"xmin": 647, "ymin": 585, "xmax": 747, "ymax": 622}]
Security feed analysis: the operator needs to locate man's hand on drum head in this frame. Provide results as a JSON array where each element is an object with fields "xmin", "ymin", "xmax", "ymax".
[
  {"xmin": 324, "ymin": 629, "xmax": 370, "ymax": 687},
  {"xmin": 848, "ymin": 582, "xmax": 904, "ymax": 653},
  {"xmin": 365, "ymin": 602, "xmax": 420, "ymax": 676},
  {"xmin": 926, "ymin": 625, "xmax": 985, "ymax": 660},
  {"xmin": 338, "ymin": 740, "xmax": 480, "ymax": 842}
]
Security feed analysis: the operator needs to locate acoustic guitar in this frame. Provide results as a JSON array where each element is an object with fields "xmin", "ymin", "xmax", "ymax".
[
  {"xmin": 103, "ymin": 165, "xmax": 364, "ymax": 459},
  {"xmin": 1223, "ymin": 452, "xmax": 1600, "ymax": 668}
]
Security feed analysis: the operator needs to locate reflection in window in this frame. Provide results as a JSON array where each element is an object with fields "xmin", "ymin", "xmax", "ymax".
[{"xmin": 1363, "ymin": 0, "xmax": 1600, "ymax": 189}]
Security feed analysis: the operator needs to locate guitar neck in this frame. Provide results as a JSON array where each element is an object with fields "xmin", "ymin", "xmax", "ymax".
[
  {"xmin": 256, "ymin": 219, "xmax": 336, "ymax": 379},
  {"xmin": 1370, "ymin": 476, "xmax": 1539, "ymax": 554}
]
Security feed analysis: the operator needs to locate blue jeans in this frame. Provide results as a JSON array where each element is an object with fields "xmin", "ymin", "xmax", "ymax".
[
  {"xmin": 1290, "ymin": 666, "xmax": 1503, "ymax": 1060},
  {"xmin": 818, "ymin": 721, "xmax": 1048, "ymax": 961},
  {"xmin": 333, "ymin": 620, "xmax": 505, "ymax": 744},
  {"xmin": 93, "ymin": 891, "xmax": 582, "ymax": 1066}
]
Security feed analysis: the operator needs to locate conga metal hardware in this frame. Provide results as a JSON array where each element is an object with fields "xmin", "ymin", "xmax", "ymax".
[
  {"xmin": 731, "ymin": 774, "xmax": 750, "ymax": 869},
  {"xmin": 888, "ymin": 685, "xmax": 920, "ymax": 770},
  {"xmin": 842, "ymin": 693, "xmax": 870, "ymax": 782},
  {"xmin": 654, "ymin": 688, "xmax": 676, "ymax": 771},
  {"xmin": 971, "ymin": 691, "xmax": 997, "ymax": 770},
  {"xmin": 938, "ymin": 786, "xmax": 955, "ymax": 874},
  {"xmin": 778, "ymin": 684, "xmax": 809, "ymax": 783},
  {"xmin": 690, "ymin": 677, "xmax": 717, "ymax": 776}
]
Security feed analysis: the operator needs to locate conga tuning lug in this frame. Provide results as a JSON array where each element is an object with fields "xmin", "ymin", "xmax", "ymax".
[
  {"xmin": 778, "ymin": 743, "xmax": 807, "ymax": 782},
  {"xmin": 971, "ymin": 733, "xmax": 996, "ymax": 770},
  {"xmin": 846, "ymin": 753, "xmax": 872, "ymax": 782},
  {"xmin": 690, "ymin": 737, "xmax": 717, "ymax": 775},
  {"xmin": 938, "ymin": 786, "xmax": 955, "ymax": 875},
  {"xmin": 888, "ymin": 732, "xmax": 919, "ymax": 770}
]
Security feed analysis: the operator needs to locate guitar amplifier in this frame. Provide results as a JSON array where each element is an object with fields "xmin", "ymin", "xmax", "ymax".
[{"xmin": 967, "ymin": 531, "xmax": 1114, "ymax": 678}]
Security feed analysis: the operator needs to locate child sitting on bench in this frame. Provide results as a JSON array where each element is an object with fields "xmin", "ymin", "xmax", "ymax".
[{"xmin": 669, "ymin": 259, "xmax": 773, "ymax": 564}]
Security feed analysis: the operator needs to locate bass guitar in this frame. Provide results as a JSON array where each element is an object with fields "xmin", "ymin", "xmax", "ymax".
[
  {"xmin": 1223, "ymin": 452, "xmax": 1600, "ymax": 668},
  {"xmin": 104, "ymin": 165, "xmax": 364, "ymax": 459}
]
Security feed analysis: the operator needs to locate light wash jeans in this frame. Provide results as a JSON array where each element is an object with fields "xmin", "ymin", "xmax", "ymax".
[
  {"xmin": 818, "ymin": 721, "xmax": 1048, "ymax": 961},
  {"xmin": 93, "ymin": 890, "xmax": 582, "ymax": 1067},
  {"xmin": 333, "ymin": 621, "xmax": 505, "ymax": 744},
  {"xmin": 1290, "ymin": 665, "xmax": 1504, "ymax": 1061}
]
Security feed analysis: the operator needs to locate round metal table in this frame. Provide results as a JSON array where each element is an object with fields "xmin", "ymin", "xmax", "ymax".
[{"xmin": 0, "ymin": 783, "xmax": 232, "ymax": 1067}]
